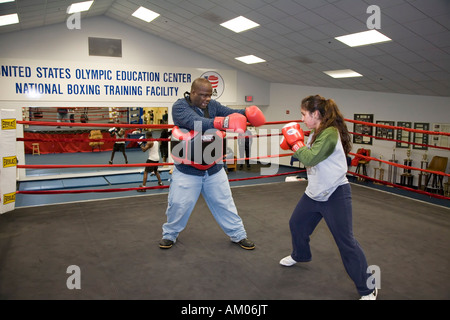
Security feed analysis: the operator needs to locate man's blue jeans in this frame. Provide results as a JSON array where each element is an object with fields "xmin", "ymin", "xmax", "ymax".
[{"xmin": 162, "ymin": 167, "xmax": 248, "ymax": 243}]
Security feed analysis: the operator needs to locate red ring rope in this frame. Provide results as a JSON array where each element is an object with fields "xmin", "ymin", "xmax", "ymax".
[
  {"xmin": 16, "ymin": 170, "xmax": 305, "ymax": 194},
  {"xmin": 14, "ymin": 118, "xmax": 450, "ymax": 201}
]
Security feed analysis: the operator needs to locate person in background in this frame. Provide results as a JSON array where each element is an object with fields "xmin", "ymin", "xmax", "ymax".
[
  {"xmin": 68, "ymin": 108, "xmax": 75, "ymax": 127},
  {"xmin": 279, "ymin": 94, "xmax": 378, "ymax": 300},
  {"xmin": 137, "ymin": 131, "xmax": 163, "ymax": 192},
  {"xmin": 238, "ymin": 126, "xmax": 253, "ymax": 169},
  {"xmin": 56, "ymin": 107, "xmax": 68, "ymax": 128},
  {"xmin": 162, "ymin": 110, "xmax": 168, "ymax": 124},
  {"xmin": 108, "ymin": 127, "xmax": 128, "ymax": 165},
  {"xmin": 149, "ymin": 110, "xmax": 154, "ymax": 124},
  {"xmin": 159, "ymin": 129, "xmax": 171, "ymax": 164}
]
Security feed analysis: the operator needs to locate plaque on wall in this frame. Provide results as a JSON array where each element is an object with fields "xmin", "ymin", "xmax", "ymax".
[
  {"xmin": 375, "ymin": 120, "xmax": 395, "ymax": 140},
  {"xmin": 431, "ymin": 123, "xmax": 450, "ymax": 148},
  {"xmin": 396, "ymin": 121, "xmax": 412, "ymax": 148},
  {"xmin": 413, "ymin": 122, "xmax": 429, "ymax": 150},
  {"xmin": 353, "ymin": 114, "xmax": 373, "ymax": 145}
]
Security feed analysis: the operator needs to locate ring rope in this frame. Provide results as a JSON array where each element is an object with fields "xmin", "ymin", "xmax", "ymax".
[
  {"xmin": 17, "ymin": 137, "xmax": 171, "ymax": 143},
  {"xmin": 19, "ymin": 118, "xmax": 449, "ymax": 136},
  {"xmin": 15, "ymin": 118, "xmax": 449, "ymax": 200},
  {"xmin": 15, "ymin": 169, "xmax": 305, "ymax": 194},
  {"xmin": 18, "ymin": 120, "xmax": 173, "ymax": 129},
  {"xmin": 347, "ymin": 170, "xmax": 449, "ymax": 200},
  {"xmin": 347, "ymin": 153, "xmax": 450, "ymax": 177},
  {"xmin": 16, "ymin": 153, "xmax": 293, "ymax": 169},
  {"xmin": 349, "ymin": 131, "xmax": 450, "ymax": 151},
  {"xmin": 345, "ymin": 118, "xmax": 450, "ymax": 136},
  {"xmin": 18, "ymin": 119, "xmax": 449, "ymax": 151}
]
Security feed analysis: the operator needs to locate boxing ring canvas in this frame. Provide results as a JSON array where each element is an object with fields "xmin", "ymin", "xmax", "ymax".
[{"xmin": 0, "ymin": 182, "xmax": 449, "ymax": 300}]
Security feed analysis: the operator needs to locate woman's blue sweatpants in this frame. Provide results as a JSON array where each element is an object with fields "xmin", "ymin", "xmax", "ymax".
[{"xmin": 289, "ymin": 183, "xmax": 374, "ymax": 296}]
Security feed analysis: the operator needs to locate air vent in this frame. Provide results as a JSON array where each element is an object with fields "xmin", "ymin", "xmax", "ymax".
[
  {"xmin": 292, "ymin": 56, "xmax": 315, "ymax": 64},
  {"xmin": 88, "ymin": 37, "xmax": 122, "ymax": 57},
  {"xmin": 199, "ymin": 12, "xmax": 224, "ymax": 24}
]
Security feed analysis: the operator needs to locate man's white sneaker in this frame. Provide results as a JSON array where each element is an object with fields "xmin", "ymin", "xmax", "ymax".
[
  {"xmin": 279, "ymin": 255, "xmax": 297, "ymax": 266},
  {"xmin": 359, "ymin": 288, "xmax": 378, "ymax": 300}
]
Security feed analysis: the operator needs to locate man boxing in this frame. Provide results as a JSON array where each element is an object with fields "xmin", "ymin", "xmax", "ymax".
[{"xmin": 159, "ymin": 77, "xmax": 265, "ymax": 250}]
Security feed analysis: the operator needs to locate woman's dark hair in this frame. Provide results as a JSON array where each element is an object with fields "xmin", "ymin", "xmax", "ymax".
[{"xmin": 301, "ymin": 95, "xmax": 352, "ymax": 154}]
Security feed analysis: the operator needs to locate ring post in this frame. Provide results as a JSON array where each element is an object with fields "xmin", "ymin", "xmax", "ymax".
[{"xmin": 1, "ymin": 109, "xmax": 17, "ymax": 214}]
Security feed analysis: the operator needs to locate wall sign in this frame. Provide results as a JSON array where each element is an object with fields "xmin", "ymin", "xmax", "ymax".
[
  {"xmin": 0, "ymin": 59, "xmax": 237, "ymax": 103},
  {"xmin": 413, "ymin": 122, "xmax": 429, "ymax": 150},
  {"xmin": 396, "ymin": 121, "xmax": 412, "ymax": 148},
  {"xmin": 353, "ymin": 114, "xmax": 373, "ymax": 145}
]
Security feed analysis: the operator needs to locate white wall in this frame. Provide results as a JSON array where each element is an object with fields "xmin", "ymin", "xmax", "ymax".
[
  {"xmin": 268, "ymin": 83, "xmax": 450, "ymax": 185},
  {"xmin": 0, "ymin": 16, "xmax": 271, "ymax": 108}
]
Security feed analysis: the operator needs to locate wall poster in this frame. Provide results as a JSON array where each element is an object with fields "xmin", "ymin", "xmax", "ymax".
[
  {"xmin": 431, "ymin": 123, "xmax": 450, "ymax": 148},
  {"xmin": 413, "ymin": 122, "xmax": 429, "ymax": 150},
  {"xmin": 396, "ymin": 121, "xmax": 412, "ymax": 148},
  {"xmin": 353, "ymin": 114, "xmax": 373, "ymax": 145},
  {"xmin": 375, "ymin": 120, "xmax": 395, "ymax": 140}
]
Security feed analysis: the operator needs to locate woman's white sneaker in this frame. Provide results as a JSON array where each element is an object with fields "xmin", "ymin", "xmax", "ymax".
[
  {"xmin": 279, "ymin": 255, "xmax": 298, "ymax": 266},
  {"xmin": 359, "ymin": 288, "xmax": 378, "ymax": 300}
]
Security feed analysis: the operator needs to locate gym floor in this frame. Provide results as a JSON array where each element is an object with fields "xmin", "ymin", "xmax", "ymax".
[{"xmin": 1, "ymin": 147, "xmax": 449, "ymax": 306}]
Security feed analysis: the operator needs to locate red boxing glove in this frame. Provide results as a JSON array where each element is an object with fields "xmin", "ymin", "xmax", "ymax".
[
  {"xmin": 214, "ymin": 113, "xmax": 247, "ymax": 133},
  {"xmin": 171, "ymin": 126, "xmax": 198, "ymax": 141},
  {"xmin": 282, "ymin": 122, "xmax": 305, "ymax": 152},
  {"xmin": 280, "ymin": 136, "xmax": 290, "ymax": 150},
  {"xmin": 245, "ymin": 105, "xmax": 265, "ymax": 127}
]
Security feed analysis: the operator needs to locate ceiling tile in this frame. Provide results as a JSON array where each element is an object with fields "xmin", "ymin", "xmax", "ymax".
[
  {"xmin": 383, "ymin": 2, "xmax": 429, "ymax": 23},
  {"xmin": 272, "ymin": 0, "xmax": 305, "ymax": 15},
  {"xmin": 404, "ymin": 18, "xmax": 447, "ymax": 36}
]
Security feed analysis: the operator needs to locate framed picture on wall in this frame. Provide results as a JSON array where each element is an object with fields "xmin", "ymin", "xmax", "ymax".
[
  {"xmin": 396, "ymin": 121, "xmax": 412, "ymax": 148},
  {"xmin": 431, "ymin": 123, "xmax": 450, "ymax": 148},
  {"xmin": 375, "ymin": 120, "xmax": 395, "ymax": 140},
  {"xmin": 413, "ymin": 122, "xmax": 429, "ymax": 150},
  {"xmin": 353, "ymin": 114, "xmax": 373, "ymax": 145}
]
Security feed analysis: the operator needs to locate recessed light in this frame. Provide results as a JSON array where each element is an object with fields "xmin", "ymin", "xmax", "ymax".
[
  {"xmin": 235, "ymin": 55, "xmax": 266, "ymax": 64},
  {"xmin": 221, "ymin": 16, "xmax": 259, "ymax": 33},
  {"xmin": 67, "ymin": 1, "xmax": 94, "ymax": 14},
  {"xmin": 335, "ymin": 30, "xmax": 391, "ymax": 47},
  {"xmin": 323, "ymin": 69, "xmax": 363, "ymax": 78},
  {"xmin": 132, "ymin": 6, "xmax": 160, "ymax": 23},
  {"xmin": 0, "ymin": 13, "xmax": 19, "ymax": 27}
]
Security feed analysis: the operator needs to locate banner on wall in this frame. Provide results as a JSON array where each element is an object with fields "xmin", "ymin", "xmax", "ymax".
[
  {"xmin": 1, "ymin": 109, "xmax": 17, "ymax": 214},
  {"xmin": 0, "ymin": 59, "xmax": 237, "ymax": 103}
]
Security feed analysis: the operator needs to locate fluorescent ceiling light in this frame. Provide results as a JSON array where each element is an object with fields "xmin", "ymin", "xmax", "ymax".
[
  {"xmin": 335, "ymin": 30, "xmax": 391, "ymax": 47},
  {"xmin": 0, "ymin": 13, "xmax": 19, "ymax": 27},
  {"xmin": 0, "ymin": 0, "xmax": 15, "ymax": 4},
  {"xmin": 235, "ymin": 55, "xmax": 266, "ymax": 64},
  {"xmin": 132, "ymin": 6, "xmax": 160, "ymax": 23},
  {"xmin": 221, "ymin": 16, "xmax": 259, "ymax": 33},
  {"xmin": 67, "ymin": 1, "xmax": 94, "ymax": 14},
  {"xmin": 323, "ymin": 69, "xmax": 363, "ymax": 78}
]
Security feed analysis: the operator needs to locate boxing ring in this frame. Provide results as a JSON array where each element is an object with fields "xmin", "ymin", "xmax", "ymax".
[{"xmin": 0, "ymin": 114, "xmax": 449, "ymax": 302}]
